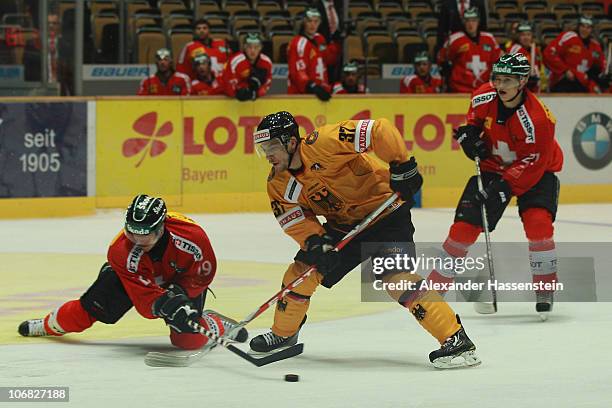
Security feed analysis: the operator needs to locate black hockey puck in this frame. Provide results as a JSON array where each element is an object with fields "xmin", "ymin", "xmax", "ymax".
[{"xmin": 284, "ymin": 374, "xmax": 299, "ymax": 382}]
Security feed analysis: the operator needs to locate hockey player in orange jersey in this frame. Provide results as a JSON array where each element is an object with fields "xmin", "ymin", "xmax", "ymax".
[{"xmin": 249, "ymin": 112, "xmax": 481, "ymax": 368}]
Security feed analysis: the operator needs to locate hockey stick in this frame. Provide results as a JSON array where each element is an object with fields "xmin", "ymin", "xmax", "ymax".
[
  {"xmin": 473, "ymin": 157, "xmax": 498, "ymax": 314},
  {"xmin": 145, "ymin": 193, "xmax": 400, "ymax": 367},
  {"xmin": 145, "ymin": 320, "xmax": 304, "ymax": 367},
  {"xmin": 227, "ymin": 192, "xmax": 401, "ymax": 336}
]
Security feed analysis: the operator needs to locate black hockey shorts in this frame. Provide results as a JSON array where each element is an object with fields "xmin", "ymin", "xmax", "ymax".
[
  {"xmin": 80, "ymin": 262, "xmax": 206, "ymax": 325},
  {"xmin": 294, "ymin": 203, "xmax": 416, "ymax": 289},
  {"xmin": 454, "ymin": 171, "xmax": 560, "ymax": 231}
]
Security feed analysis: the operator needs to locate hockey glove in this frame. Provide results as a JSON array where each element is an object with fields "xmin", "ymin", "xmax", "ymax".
[
  {"xmin": 250, "ymin": 66, "xmax": 268, "ymax": 86},
  {"xmin": 153, "ymin": 284, "xmax": 198, "ymax": 333},
  {"xmin": 473, "ymin": 178, "xmax": 512, "ymax": 212},
  {"xmin": 248, "ymin": 76, "xmax": 262, "ymax": 92},
  {"xmin": 304, "ymin": 234, "xmax": 340, "ymax": 276},
  {"xmin": 307, "ymin": 82, "xmax": 331, "ymax": 102},
  {"xmin": 586, "ymin": 65, "xmax": 602, "ymax": 81},
  {"xmin": 236, "ymin": 87, "xmax": 255, "ymax": 101},
  {"xmin": 389, "ymin": 157, "xmax": 423, "ymax": 201},
  {"xmin": 453, "ymin": 125, "xmax": 489, "ymax": 161}
]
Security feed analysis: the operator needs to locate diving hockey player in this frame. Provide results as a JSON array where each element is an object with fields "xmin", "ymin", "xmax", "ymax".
[{"xmin": 18, "ymin": 195, "xmax": 247, "ymax": 350}]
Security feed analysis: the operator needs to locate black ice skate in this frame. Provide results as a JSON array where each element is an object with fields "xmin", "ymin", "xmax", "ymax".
[
  {"xmin": 536, "ymin": 292, "xmax": 554, "ymax": 321},
  {"xmin": 429, "ymin": 315, "xmax": 481, "ymax": 369},
  {"xmin": 18, "ymin": 319, "xmax": 50, "ymax": 337},
  {"xmin": 249, "ymin": 331, "xmax": 299, "ymax": 354}
]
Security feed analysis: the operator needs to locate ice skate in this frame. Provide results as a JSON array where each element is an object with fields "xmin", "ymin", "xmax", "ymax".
[
  {"xmin": 536, "ymin": 292, "xmax": 553, "ymax": 321},
  {"xmin": 429, "ymin": 316, "xmax": 481, "ymax": 369},
  {"xmin": 249, "ymin": 330, "xmax": 299, "ymax": 355},
  {"xmin": 18, "ymin": 318, "xmax": 50, "ymax": 337}
]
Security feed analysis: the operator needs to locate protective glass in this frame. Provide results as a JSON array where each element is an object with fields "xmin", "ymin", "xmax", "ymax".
[
  {"xmin": 255, "ymin": 138, "xmax": 285, "ymax": 158},
  {"xmin": 492, "ymin": 75, "xmax": 521, "ymax": 90}
]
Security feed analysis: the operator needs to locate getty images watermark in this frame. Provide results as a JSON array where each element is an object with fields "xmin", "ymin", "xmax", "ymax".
[
  {"xmin": 358, "ymin": 242, "xmax": 590, "ymax": 303},
  {"xmin": 370, "ymin": 250, "xmax": 563, "ymax": 292}
]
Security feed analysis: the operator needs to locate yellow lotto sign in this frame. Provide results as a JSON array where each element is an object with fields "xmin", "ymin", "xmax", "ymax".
[{"xmin": 96, "ymin": 96, "xmax": 473, "ymax": 211}]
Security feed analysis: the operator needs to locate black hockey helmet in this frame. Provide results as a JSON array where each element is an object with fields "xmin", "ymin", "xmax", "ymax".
[
  {"xmin": 125, "ymin": 194, "xmax": 167, "ymax": 235},
  {"xmin": 254, "ymin": 111, "xmax": 300, "ymax": 147}
]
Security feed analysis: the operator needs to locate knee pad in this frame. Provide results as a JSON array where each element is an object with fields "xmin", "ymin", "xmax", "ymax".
[
  {"xmin": 80, "ymin": 263, "xmax": 133, "ymax": 324},
  {"xmin": 521, "ymin": 208, "xmax": 554, "ymax": 242}
]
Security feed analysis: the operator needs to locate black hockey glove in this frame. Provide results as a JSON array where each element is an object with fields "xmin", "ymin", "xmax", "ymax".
[
  {"xmin": 248, "ymin": 76, "xmax": 262, "ymax": 92},
  {"xmin": 389, "ymin": 157, "xmax": 423, "ymax": 201},
  {"xmin": 473, "ymin": 178, "xmax": 512, "ymax": 212},
  {"xmin": 307, "ymin": 82, "xmax": 331, "ymax": 102},
  {"xmin": 453, "ymin": 125, "xmax": 489, "ymax": 160},
  {"xmin": 586, "ymin": 65, "xmax": 602, "ymax": 81},
  {"xmin": 304, "ymin": 234, "xmax": 340, "ymax": 276},
  {"xmin": 236, "ymin": 87, "xmax": 255, "ymax": 101},
  {"xmin": 250, "ymin": 66, "xmax": 268, "ymax": 86},
  {"xmin": 153, "ymin": 284, "xmax": 198, "ymax": 333}
]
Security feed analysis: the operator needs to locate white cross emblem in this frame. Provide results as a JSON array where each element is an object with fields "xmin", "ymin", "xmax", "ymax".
[
  {"xmin": 492, "ymin": 141, "xmax": 517, "ymax": 165},
  {"xmin": 577, "ymin": 59, "xmax": 589, "ymax": 73},
  {"xmin": 467, "ymin": 55, "xmax": 487, "ymax": 80}
]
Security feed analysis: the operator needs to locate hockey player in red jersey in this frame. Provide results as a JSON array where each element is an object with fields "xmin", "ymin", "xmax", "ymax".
[
  {"xmin": 543, "ymin": 15, "xmax": 609, "ymax": 93},
  {"xmin": 400, "ymin": 51, "xmax": 443, "ymax": 94},
  {"xmin": 18, "ymin": 195, "xmax": 247, "ymax": 350},
  {"xmin": 506, "ymin": 22, "xmax": 542, "ymax": 92},
  {"xmin": 223, "ymin": 33, "xmax": 273, "ymax": 101},
  {"xmin": 177, "ymin": 19, "xmax": 229, "ymax": 80},
  {"xmin": 287, "ymin": 8, "xmax": 340, "ymax": 101},
  {"xmin": 438, "ymin": 7, "xmax": 502, "ymax": 93},
  {"xmin": 332, "ymin": 62, "xmax": 366, "ymax": 94},
  {"xmin": 190, "ymin": 54, "xmax": 226, "ymax": 96},
  {"xmin": 427, "ymin": 54, "xmax": 564, "ymax": 317},
  {"xmin": 137, "ymin": 48, "xmax": 191, "ymax": 96}
]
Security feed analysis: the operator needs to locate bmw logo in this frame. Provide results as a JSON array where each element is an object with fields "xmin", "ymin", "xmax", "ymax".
[{"xmin": 572, "ymin": 113, "xmax": 612, "ymax": 170}]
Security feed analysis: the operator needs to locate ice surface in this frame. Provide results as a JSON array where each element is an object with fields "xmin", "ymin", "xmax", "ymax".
[{"xmin": 1, "ymin": 205, "xmax": 611, "ymax": 408}]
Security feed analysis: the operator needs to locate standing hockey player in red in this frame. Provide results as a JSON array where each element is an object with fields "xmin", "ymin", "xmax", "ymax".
[
  {"xmin": 177, "ymin": 19, "xmax": 229, "ymax": 80},
  {"xmin": 506, "ymin": 22, "xmax": 542, "ymax": 92},
  {"xmin": 249, "ymin": 111, "xmax": 481, "ymax": 369},
  {"xmin": 137, "ymin": 48, "xmax": 191, "ymax": 96},
  {"xmin": 400, "ymin": 51, "xmax": 443, "ymax": 94},
  {"xmin": 18, "ymin": 195, "xmax": 247, "ymax": 350},
  {"xmin": 287, "ymin": 8, "xmax": 340, "ymax": 101},
  {"xmin": 190, "ymin": 54, "xmax": 226, "ymax": 96},
  {"xmin": 438, "ymin": 8, "xmax": 502, "ymax": 93},
  {"xmin": 223, "ymin": 33, "xmax": 273, "ymax": 101},
  {"xmin": 543, "ymin": 15, "xmax": 608, "ymax": 93},
  {"xmin": 332, "ymin": 62, "xmax": 366, "ymax": 94},
  {"xmin": 426, "ymin": 54, "xmax": 564, "ymax": 317}
]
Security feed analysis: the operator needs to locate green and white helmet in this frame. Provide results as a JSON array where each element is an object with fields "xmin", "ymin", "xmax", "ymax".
[
  {"xmin": 125, "ymin": 194, "xmax": 167, "ymax": 235},
  {"xmin": 492, "ymin": 53, "xmax": 531, "ymax": 78}
]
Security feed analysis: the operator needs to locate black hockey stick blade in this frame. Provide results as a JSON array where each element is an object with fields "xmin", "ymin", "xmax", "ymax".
[{"xmin": 227, "ymin": 343, "xmax": 304, "ymax": 367}]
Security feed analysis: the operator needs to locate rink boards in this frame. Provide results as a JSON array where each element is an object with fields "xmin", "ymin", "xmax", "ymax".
[{"xmin": 0, "ymin": 95, "xmax": 611, "ymax": 218}]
